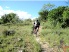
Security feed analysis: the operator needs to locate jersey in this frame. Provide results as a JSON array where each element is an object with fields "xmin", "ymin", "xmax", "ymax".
[
  {"xmin": 37, "ymin": 21, "xmax": 40, "ymax": 27},
  {"xmin": 34, "ymin": 21, "xmax": 40, "ymax": 27}
]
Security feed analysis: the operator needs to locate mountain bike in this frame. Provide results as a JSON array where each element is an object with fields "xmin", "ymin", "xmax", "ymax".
[{"xmin": 31, "ymin": 26, "xmax": 38, "ymax": 37}]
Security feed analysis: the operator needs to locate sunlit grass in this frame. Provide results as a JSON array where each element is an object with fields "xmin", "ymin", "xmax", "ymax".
[
  {"xmin": 0, "ymin": 25, "xmax": 40, "ymax": 52},
  {"xmin": 40, "ymin": 26, "xmax": 69, "ymax": 48}
]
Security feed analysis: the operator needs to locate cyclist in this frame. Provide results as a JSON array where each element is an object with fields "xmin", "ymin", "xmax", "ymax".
[{"xmin": 33, "ymin": 20, "xmax": 40, "ymax": 34}]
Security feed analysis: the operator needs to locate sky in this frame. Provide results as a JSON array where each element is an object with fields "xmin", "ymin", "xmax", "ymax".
[{"xmin": 0, "ymin": 0, "xmax": 69, "ymax": 20}]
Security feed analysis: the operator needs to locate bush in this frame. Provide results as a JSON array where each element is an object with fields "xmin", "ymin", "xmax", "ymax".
[{"xmin": 3, "ymin": 30, "xmax": 15, "ymax": 36}]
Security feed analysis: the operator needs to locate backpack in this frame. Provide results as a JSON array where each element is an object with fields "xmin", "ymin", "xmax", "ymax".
[{"xmin": 37, "ymin": 21, "xmax": 40, "ymax": 26}]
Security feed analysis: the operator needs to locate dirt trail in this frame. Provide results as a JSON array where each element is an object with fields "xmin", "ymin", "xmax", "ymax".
[{"xmin": 34, "ymin": 26, "xmax": 54, "ymax": 52}]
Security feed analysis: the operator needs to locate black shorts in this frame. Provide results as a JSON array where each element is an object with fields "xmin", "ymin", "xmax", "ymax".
[{"xmin": 34, "ymin": 26, "xmax": 39, "ymax": 29}]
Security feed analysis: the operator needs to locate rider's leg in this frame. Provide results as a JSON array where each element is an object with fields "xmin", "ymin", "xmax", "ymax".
[
  {"xmin": 35, "ymin": 26, "xmax": 38, "ymax": 34},
  {"xmin": 37, "ymin": 26, "xmax": 39, "ymax": 32},
  {"xmin": 34, "ymin": 28, "xmax": 36, "ymax": 33},
  {"xmin": 34, "ymin": 26, "xmax": 36, "ymax": 34}
]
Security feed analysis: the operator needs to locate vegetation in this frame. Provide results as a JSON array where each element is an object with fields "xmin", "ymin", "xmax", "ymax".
[
  {"xmin": 0, "ymin": 12, "xmax": 40, "ymax": 52},
  {"xmin": 0, "ymin": 13, "xmax": 20, "ymax": 24},
  {"xmin": 0, "ymin": 25, "xmax": 41, "ymax": 52},
  {"xmin": 39, "ymin": 5, "xmax": 69, "ymax": 28},
  {"xmin": 38, "ymin": 3, "xmax": 69, "ymax": 52},
  {"xmin": 0, "ymin": 3, "xmax": 69, "ymax": 52}
]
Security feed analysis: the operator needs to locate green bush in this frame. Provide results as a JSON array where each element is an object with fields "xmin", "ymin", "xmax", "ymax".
[{"xmin": 3, "ymin": 29, "xmax": 15, "ymax": 36}]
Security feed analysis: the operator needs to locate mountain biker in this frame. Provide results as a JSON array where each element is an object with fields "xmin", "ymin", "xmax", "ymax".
[{"xmin": 33, "ymin": 20, "xmax": 40, "ymax": 34}]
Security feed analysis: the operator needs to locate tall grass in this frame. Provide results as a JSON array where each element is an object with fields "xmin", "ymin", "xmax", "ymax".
[
  {"xmin": 0, "ymin": 25, "xmax": 41, "ymax": 52},
  {"xmin": 40, "ymin": 22, "xmax": 69, "ymax": 51}
]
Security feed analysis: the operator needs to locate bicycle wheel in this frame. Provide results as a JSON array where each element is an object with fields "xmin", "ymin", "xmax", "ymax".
[{"xmin": 35, "ymin": 28, "xmax": 39, "ymax": 37}]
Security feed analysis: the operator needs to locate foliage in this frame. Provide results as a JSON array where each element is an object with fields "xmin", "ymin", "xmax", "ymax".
[
  {"xmin": 1, "ymin": 13, "xmax": 21, "ymax": 24},
  {"xmin": 62, "ymin": 10, "xmax": 69, "ymax": 21},
  {"xmin": 0, "ymin": 25, "xmax": 41, "ymax": 52},
  {"xmin": 38, "ymin": 3, "xmax": 55, "ymax": 22},
  {"xmin": 42, "ymin": 3, "xmax": 55, "ymax": 11},
  {"xmin": 38, "ymin": 10, "xmax": 48, "ymax": 21},
  {"xmin": 23, "ymin": 18, "xmax": 32, "ymax": 25},
  {"xmin": 40, "ymin": 25, "xmax": 69, "ymax": 51},
  {"xmin": 66, "ymin": 0, "xmax": 69, "ymax": 5},
  {"xmin": 0, "ymin": 19, "xmax": 3, "ymax": 24},
  {"xmin": 39, "ymin": 5, "xmax": 69, "ymax": 28},
  {"xmin": 3, "ymin": 29, "xmax": 15, "ymax": 36}
]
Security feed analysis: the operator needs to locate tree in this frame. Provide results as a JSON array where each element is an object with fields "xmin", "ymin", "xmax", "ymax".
[
  {"xmin": 23, "ymin": 18, "xmax": 32, "ymax": 25},
  {"xmin": 66, "ymin": 0, "xmax": 69, "ymax": 5},
  {"xmin": 25, "ymin": 18, "xmax": 32, "ymax": 22},
  {"xmin": 38, "ymin": 3, "xmax": 55, "ymax": 22},
  {"xmin": 38, "ymin": 10, "xmax": 48, "ymax": 21},
  {"xmin": 42, "ymin": 3, "xmax": 55, "ymax": 11},
  {"xmin": 48, "ymin": 6, "xmax": 68, "ymax": 25},
  {"xmin": 62, "ymin": 10, "xmax": 69, "ymax": 27},
  {"xmin": 63, "ymin": 10, "xmax": 69, "ymax": 20},
  {"xmin": 1, "ymin": 13, "xmax": 20, "ymax": 24},
  {"xmin": 0, "ymin": 19, "xmax": 3, "ymax": 24}
]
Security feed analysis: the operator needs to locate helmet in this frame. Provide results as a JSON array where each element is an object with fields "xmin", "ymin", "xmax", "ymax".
[{"xmin": 36, "ymin": 20, "xmax": 38, "ymax": 22}]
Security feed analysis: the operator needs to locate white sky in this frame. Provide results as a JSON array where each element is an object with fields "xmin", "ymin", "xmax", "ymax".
[{"xmin": 0, "ymin": 6, "xmax": 36, "ymax": 20}]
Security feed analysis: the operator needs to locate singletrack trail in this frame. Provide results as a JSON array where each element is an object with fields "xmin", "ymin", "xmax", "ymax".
[
  {"xmin": 34, "ymin": 26, "xmax": 54, "ymax": 52},
  {"xmin": 33, "ymin": 26, "xmax": 66, "ymax": 52}
]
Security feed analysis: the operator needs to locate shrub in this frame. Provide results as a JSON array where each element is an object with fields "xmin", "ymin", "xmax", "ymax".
[{"xmin": 3, "ymin": 30, "xmax": 15, "ymax": 36}]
